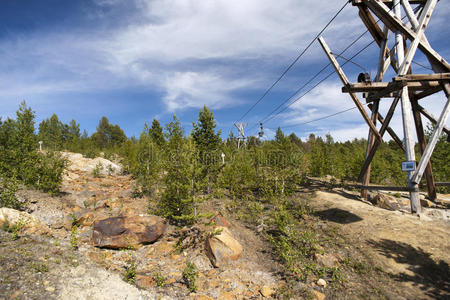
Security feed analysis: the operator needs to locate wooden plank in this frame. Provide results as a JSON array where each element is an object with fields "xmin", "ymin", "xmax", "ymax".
[
  {"xmin": 394, "ymin": 73, "xmax": 450, "ymax": 81},
  {"xmin": 367, "ymin": 81, "xmax": 406, "ymax": 101},
  {"xmin": 343, "ymin": 81, "xmax": 441, "ymax": 92},
  {"xmin": 363, "ymin": 0, "xmax": 450, "ymax": 71},
  {"xmin": 358, "ymin": 6, "xmax": 384, "ymax": 46},
  {"xmin": 435, "ymin": 182, "xmax": 450, "ymax": 187},
  {"xmin": 417, "ymin": 104, "xmax": 450, "ymax": 135},
  {"xmin": 318, "ymin": 36, "xmax": 382, "ymax": 141},
  {"xmin": 415, "ymin": 86, "xmax": 443, "ymax": 100},
  {"xmin": 411, "ymin": 96, "xmax": 436, "ymax": 200},
  {"xmin": 351, "ymin": 184, "xmax": 413, "ymax": 192}
]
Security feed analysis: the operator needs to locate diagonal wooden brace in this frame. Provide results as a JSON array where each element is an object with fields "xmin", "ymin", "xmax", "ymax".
[
  {"xmin": 318, "ymin": 36, "xmax": 382, "ymax": 141},
  {"xmin": 363, "ymin": 0, "xmax": 449, "ymax": 72},
  {"xmin": 411, "ymin": 83, "xmax": 450, "ymax": 184},
  {"xmin": 358, "ymin": 96, "xmax": 401, "ymax": 181}
]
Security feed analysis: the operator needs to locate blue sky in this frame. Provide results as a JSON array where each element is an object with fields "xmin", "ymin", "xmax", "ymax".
[{"xmin": 1, "ymin": 0, "xmax": 449, "ymax": 141}]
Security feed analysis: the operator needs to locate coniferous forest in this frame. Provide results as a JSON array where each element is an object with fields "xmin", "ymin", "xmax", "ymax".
[{"xmin": 1, "ymin": 101, "xmax": 448, "ymax": 214}]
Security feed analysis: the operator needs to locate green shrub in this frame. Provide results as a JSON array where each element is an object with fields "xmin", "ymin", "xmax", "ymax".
[
  {"xmin": 92, "ymin": 162, "xmax": 104, "ymax": 178},
  {"xmin": 123, "ymin": 260, "xmax": 137, "ymax": 284},
  {"xmin": 0, "ymin": 176, "xmax": 20, "ymax": 209},
  {"xmin": 182, "ymin": 262, "xmax": 198, "ymax": 292}
]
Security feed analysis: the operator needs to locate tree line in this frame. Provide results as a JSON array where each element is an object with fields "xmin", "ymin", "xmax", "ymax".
[{"xmin": 0, "ymin": 102, "xmax": 448, "ymax": 216}]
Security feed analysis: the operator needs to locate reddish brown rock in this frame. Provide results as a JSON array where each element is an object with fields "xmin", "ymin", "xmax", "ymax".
[
  {"xmin": 210, "ymin": 212, "xmax": 231, "ymax": 228},
  {"xmin": 205, "ymin": 226, "xmax": 243, "ymax": 268},
  {"xmin": 92, "ymin": 215, "xmax": 167, "ymax": 249}
]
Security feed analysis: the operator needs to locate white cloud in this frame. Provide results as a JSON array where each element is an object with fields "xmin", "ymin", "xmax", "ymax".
[{"xmin": 161, "ymin": 71, "xmax": 253, "ymax": 111}]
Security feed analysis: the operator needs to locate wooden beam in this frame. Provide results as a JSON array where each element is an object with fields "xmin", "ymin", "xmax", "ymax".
[
  {"xmin": 358, "ymin": 6, "xmax": 384, "ymax": 46},
  {"xmin": 362, "ymin": 100, "xmax": 380, "ymax": 200},
  {"xmin": 375, "ymin": 26, "xmax": 390, "ymax": 82},
  {"xmin": 411, "ymin": 84, "xmax": 450, "ymax": 184},
  {"xmin": 411, "ymin": 96, "xmax": 436, "ymax": 200},
  {"xmin": 377, "ymin": 112, "xmax": 405, "ymax": 151},
  {"xmin": 394, "ymin": 73, "xmax": 450, "ymax": 82},
  {"xmin": 343, "ymin": 80, "xmax": 441, "ymax": 93},
  {"xmin": 415, "ymin": 86, "xmax": 443, "ymax": 100},
  {"xmin": 417, "ymin": 104, "xmax": 450, "ymax": 135},
  {"xmin": 358, "ymin": 97, "xmax": 401, "ymax": 182},
  {"xmin": 363, "ymin": 0, "xmax": 450, "ymax": 72},
  {"xmin": 318, "ymin": 36, "xmax": 382, "ymax": 141},
  {"xmin": 353, "ymin": 0, "xmax": 427, "ymax": 5},
  {"xmin": 351, "ymin": 184, "xmax": 413, "ymax": 192},
  {"xmin": 367, "ymin": 81, "xmax": 406, "ymax": 101},
  {"xmin": 398, "ymin": 0, "xmax": 437, "ymax": 76}
]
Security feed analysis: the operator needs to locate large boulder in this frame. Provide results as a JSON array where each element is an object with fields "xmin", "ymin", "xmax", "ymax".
[
  {"xmin": 92, "ymin": 215, "xmax": 167, "ymax": 249},
  {"xmin": 206, "ymin": 226, "xmax": 243, "ymax": 268},
  {"xmin": 61, "ymin": 152, "xmax": 122, "ymax": 177},
  {"xmin": 0, "ymin": 207, "xmax": 51, "ymax": 235},
  {"xmin": 373, "ymin": 193, "xmax": 401, "ymax": 211}
]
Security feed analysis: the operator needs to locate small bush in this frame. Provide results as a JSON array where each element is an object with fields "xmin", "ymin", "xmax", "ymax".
[
  {"xmin": 0, "ymin": 176, "xmax": 20, "ymax": 209},
  {"xmin": 123, "ymin": 261, "xmax": 137, "ymax": 284},
  {"xmin": 151, "ymin": 268, "xmax": 166, "ymax": 287},
  {"xmin": 2, "ymin": 218, "xmax": 25, "ymax": 240},
  {"xmin": 93, "ymin": 162, "xmax": 104, "ymax": 178},
  {"xmin": 182, "ymin": 262, "xmax": 198, "ymax": 292},
  {"xmin": 71, "ymin": 225, "xmax": 78, "ymax": 250}
]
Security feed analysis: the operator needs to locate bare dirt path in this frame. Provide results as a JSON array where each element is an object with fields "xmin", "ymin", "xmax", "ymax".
[{"xmin": 309, "ymin": 188, "xmax": 450, "ymax": 299}]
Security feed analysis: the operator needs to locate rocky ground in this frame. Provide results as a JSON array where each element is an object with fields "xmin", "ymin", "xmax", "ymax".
[{"xmin": 0, "ymin": 153, "xmax": 449, "ymax": 299}]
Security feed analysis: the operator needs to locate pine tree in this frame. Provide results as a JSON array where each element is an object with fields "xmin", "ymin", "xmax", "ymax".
[
  {"xmin": 149, "ymin": 119, "xmax": 165, "ymax": 147},
  {"xmin": 192, "ymin": 106, "xmax": 221, "ymax": 193},
  {"xmin": 275, "ymin": 126, "xmax": 285, "ymax": 143},
  {"xmin": 159, "ymin": 115, "xmax": 199, "ymax": 224}
]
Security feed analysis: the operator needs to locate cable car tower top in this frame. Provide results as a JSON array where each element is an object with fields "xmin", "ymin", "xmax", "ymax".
[{"xmin": 318, "ymin": 0, "xmax": 449, "ymax": 214}]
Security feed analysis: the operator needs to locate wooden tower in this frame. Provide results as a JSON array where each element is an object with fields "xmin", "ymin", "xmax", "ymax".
[{"xmin": 318, "ymin": 0, "xmax": 449, "ymax": 213}]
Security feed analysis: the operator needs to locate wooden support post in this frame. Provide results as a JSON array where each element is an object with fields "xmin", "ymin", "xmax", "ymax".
[
  {"xmin": 411, "ymin": 96, "xmax": 437, "ymax": 200},
  {"xmin": 318, "ymin": 36, "xmax": 382, "ymax": 141},
  {"xmin": 394, "ymin": 0, "xmax": 420, "ymax": 213}
]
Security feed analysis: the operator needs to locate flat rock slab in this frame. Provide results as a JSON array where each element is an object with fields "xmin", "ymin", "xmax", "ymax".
[{"xmin": 92, "ymin": 215, "xmax": 166, "ymax": 249}]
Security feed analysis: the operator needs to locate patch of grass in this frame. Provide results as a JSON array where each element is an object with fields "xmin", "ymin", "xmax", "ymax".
[
  {"xmin": 123, "ymin": 260, "xmax": 137, "ymax": 284},
  {"xmin": 30, "ymin": 262, "xmax": 49, "ymax": 273},
  {"xmin": 70, "ymin": 225, "xmax": 78, "ymax": 250},
  {"xmin": 182, "ymin": 262, "xmax": 198, "ymax": 292},
  {"xmin": 2, "ymin": 218, "xmax": 26, "ymax": 240},
  {"xmin": 151, "ymin": 268, "xmax": 166, "ymax": 287}
]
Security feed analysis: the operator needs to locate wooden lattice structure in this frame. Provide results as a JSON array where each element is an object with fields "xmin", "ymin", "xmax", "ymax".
[{"xmin": 318, "ymin": 0, "xmax": 449, "ymax": 213}]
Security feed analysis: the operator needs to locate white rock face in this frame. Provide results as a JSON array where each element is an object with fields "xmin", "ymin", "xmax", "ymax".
[
  {"xmin": 58, "ymin": 264, "xmax": 156, "ymax": 300},
  {"xmin": 61, "ymin": 152, "xmax": 122, "ymax": 178},
  {"xmin": 0, "ymin": 207, "xmax": 51, "ymax": 235}
]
